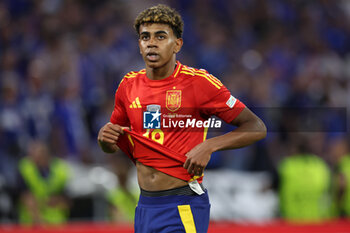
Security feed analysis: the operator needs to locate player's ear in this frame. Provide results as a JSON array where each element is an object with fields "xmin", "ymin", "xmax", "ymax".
[{"xmin": 174, "ymin": 38, "xmax": 183, "ymax": 54}]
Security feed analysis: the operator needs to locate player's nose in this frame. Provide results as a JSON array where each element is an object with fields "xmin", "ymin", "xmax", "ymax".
[{"xmin": 147, "ymin": 36, "xmax": 158, "ymax": 47}]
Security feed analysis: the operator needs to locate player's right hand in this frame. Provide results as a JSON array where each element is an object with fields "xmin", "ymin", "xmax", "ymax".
[{"xmin": 97, "ymin": 122, "xmax": 125, "ymax": 145}]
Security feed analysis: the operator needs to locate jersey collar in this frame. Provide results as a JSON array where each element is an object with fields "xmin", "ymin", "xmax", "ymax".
[{"xmin": 142, "ymin": 61, "xmax": 183, "ymax": 87}]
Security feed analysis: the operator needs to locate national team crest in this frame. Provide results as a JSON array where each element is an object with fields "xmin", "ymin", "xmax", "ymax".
[{"xmin": 166, "ymin": 90, "xmax": 182, "ymax": 112}]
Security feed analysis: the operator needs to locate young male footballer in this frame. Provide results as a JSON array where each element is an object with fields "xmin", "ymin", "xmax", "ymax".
[{"xmin": 98, "ymin": 4, "xmax": 266, "ymax": 233}]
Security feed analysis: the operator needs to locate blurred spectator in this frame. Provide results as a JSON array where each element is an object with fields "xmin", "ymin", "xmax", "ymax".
[
  {"xmin": 0, "ymin": 174, "xmax": 15, "ymax": 223},
  {"xmin": 21, "ymin": 59, "xmax": 54, "ymax": 140},
  {"xmin": 329, "ymin": 137, "xmax": 350, "ymax": 217},
  {"xmin": 335, "ymin": 152, "xmax": 350, "ymax": 218},
  {"xmin": 105, "ymin": 153, "xmax": 138, "ymax": 223},
  {"xmin": 0, "ymin": 75, "xmax": 25, "ymax": 188},
  {"xmin": 17, "ymin": 140, "xmax": 70, "ymax": 225},
  {"xmin": 278, "ymin": 135, "xmax": 331, "ymax": 222},
  {"xmin": 52, "ymin": 83, "xmax": 90, "ymax": 159}
]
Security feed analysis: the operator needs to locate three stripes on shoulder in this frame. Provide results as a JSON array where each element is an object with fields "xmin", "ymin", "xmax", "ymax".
[{"xmin": 130, "ymin": 97, "xmax": 142, "ymax": 108}]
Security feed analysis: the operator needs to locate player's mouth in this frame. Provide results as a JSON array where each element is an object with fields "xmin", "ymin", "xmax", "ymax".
[{"xmin": 146, "ymin": 52, "xmax": 159, "ymax": 62}]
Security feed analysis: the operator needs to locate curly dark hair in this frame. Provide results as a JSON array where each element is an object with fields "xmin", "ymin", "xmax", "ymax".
[{"xmin": 134, "ymin": 4, "xmax": 184, "ymax": 38}]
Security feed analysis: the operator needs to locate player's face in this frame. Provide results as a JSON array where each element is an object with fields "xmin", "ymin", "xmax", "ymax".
[{"xmin": 139, "ymin": 23, "xmax": 183, "ymax": 69}]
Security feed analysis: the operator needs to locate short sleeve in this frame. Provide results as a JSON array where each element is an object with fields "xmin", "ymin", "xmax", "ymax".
[
  {"xmin": 110, "ymin": 80, "xmax": 130, "ymax": 126},
  {"xmin": 198, "ymin": 73, "xmax": 245, "ymax": 123}
]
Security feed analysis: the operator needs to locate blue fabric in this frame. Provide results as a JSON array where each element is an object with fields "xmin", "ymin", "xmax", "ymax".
[{"xmin": 135, "ymin": 190, "xmax": 210, "ymax": 233}]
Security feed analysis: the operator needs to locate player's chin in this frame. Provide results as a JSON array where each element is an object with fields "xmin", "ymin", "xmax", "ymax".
[{"xmin": 146, "ymin": 60, "xmax": 162, "ymax": 69}]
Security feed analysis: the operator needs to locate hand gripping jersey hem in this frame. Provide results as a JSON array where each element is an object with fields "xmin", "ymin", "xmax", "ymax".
[{"xmin": 116, "ymin": 129, "xmax": 202, "ymax": 182}]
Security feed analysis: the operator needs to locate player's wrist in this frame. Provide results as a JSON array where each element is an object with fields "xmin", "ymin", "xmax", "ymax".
[
  {"xmin": 203, "ymin": 139, "xmax": 217, "ymax": 154},
  {"xmin": 98, "ymin": 140, "xmax": 118, "ymax": 153}
]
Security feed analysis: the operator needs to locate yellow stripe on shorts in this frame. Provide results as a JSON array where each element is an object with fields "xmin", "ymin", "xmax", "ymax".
[{"xmin": 178, "ymin": 205, "xmax": 196, "ymax": 233}]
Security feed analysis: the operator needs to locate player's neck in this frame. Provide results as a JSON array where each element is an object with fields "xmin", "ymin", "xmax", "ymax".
[{"xmin": 146, "ymin": 58, "xmax": 177, "ymax": 80}]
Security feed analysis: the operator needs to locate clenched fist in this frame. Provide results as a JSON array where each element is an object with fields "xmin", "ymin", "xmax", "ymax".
[{"xmin": 97, "ymin": 122, "xmax": 127, "ymax": 153}]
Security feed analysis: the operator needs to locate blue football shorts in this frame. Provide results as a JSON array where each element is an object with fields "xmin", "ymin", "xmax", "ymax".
[{"xmin": 134, "ymin": 185, "xmax": 210, "ymax": 233}]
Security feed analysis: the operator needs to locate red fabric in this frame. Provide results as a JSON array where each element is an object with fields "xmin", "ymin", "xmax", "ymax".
[
  {"xmin": 110, "ymin": 61, "xmax": 245, "ymax": 180},
  {"xmin": 117, "ymin": 129, "xmax": 201, "ymax": 182}
]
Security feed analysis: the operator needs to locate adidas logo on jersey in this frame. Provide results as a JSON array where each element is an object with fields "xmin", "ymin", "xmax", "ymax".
[{"xmin": 129, "ymin": 97, "xmax": 142, "ymax": 108}]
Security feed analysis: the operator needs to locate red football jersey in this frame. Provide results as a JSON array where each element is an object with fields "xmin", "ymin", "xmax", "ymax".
[{"xmin": 110, "ymin": 61, "xmax": 245, "ymax": 181}]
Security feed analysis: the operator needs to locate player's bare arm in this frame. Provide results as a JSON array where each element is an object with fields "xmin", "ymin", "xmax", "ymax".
[
  {"xmin": 97, "ymin": 123, "xmax": 125, "ymax": 153},
  {"xmin": 184, "ymin": 107, "xmax": 266, "ymax": 175}
]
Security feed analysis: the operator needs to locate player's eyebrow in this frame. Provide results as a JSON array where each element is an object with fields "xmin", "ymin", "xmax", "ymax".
[
  {"xmin": 140, "ymin": 30, "xmax": 168, "ymax": 36},
  {"xmin": 154, "ymin": 30, "xmax": 168, "ymax": 35},
  {"xmin": 140, "ymin": 31, "xmax": 150, "ymax": 36}
]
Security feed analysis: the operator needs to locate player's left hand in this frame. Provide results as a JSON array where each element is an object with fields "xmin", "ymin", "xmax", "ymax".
[{"xmin": 184, "ymin": 141, "xmax": 213, "ymax": 176}]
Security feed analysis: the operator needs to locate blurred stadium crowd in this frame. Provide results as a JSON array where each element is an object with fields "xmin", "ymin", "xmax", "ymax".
[{"xmin": 0, "ymin": 0, "xmax": 350, "ymax": 225}]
